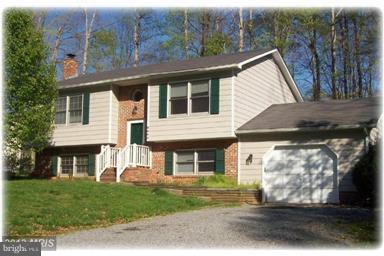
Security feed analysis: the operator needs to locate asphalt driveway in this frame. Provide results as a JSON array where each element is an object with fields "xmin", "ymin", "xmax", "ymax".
[{"xmin": 58, "ymin": 205, "xmax": 374, "ymax": 249}]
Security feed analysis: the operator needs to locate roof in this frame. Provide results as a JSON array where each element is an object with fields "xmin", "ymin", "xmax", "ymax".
[
  {"xmin": 237, "ymin": 97, "xmax": 381, "ymax": 134},
  {"xmin": 58, "ymin": 48, "xmax": 274, "ymax": 88}
]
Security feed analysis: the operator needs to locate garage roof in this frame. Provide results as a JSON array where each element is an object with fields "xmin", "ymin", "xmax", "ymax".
[
  {"xmin": 59, "ymin": 48, "xmax": 273, "ymax": 88},
  {"xmin": 237, "ymin": 97, "xmax": 381, "ymax": 133}
]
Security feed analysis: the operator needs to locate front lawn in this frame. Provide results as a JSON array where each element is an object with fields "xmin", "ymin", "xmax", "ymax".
[{"xmin": 5, "ymin": 179, "xmax": 215, "ymax": 236}]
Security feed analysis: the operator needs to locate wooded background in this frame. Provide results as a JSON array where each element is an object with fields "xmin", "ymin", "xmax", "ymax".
[{"xmin": 33, "ymin": 8, "xmax": 381, "ymax": 100}]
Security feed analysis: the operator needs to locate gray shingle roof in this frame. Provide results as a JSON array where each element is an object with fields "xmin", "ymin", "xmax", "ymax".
[
  {"xmin": 237, "ymin": 97, "xmax": 381, "ymax": 132},
  {"xmin": 58, "ymin": 48, "xmax": 273, "ymax": 88}
]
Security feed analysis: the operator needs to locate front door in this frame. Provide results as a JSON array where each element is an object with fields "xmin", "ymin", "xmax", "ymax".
[{"xmin": 130, "ymin": 122, "xmax": 144, "ymax": 145}]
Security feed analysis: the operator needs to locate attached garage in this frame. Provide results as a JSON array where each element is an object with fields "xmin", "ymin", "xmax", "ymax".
[
  {"xmin": 263, "ymin": 145, "xmax": 338, "ymax": 203},
  {"xmin": 236, "ymin": 98, "xmax": 380, "ymax": 204}
]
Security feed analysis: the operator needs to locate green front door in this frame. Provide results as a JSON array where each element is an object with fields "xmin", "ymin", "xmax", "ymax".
[{"xmin": 130, "ymin": 122, "xmax": 144, "ymax": 145}]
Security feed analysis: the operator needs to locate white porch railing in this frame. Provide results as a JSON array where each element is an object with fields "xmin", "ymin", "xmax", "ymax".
[{"xmin": 96, "ymin": 144, "xmax": 151, "ymax": 182}]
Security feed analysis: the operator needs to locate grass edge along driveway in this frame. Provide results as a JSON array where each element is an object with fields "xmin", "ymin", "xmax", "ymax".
[{"xmin": 5, "ymin": 179, "xmax": 218, "ymax": 236}]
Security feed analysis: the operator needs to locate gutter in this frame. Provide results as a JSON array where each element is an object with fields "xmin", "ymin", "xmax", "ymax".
[{"xmin": 235, "ymin": 124, "xmax": 376, "ymax": 135}]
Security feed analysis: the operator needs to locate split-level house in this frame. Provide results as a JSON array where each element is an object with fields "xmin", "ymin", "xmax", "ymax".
[{"xmin": 36, "ymin": 48, "xmax": 380, "ymax": 204}]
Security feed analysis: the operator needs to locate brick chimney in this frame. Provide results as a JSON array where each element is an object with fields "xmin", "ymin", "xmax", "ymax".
[{"xmin": 63, "ymin": 54, "xmax": 78, "ymax": 80}]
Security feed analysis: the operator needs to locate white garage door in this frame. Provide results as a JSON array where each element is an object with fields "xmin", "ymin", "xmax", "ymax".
[{"xmin": 263, "ymin": 145, "xmax": 339, "ymax": 204}]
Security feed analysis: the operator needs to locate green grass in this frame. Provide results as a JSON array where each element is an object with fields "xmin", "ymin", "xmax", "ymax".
[
  {"xmin": 193, "ymin": 175, "xmax": 260, "ymax": 189},
  {"xmin": 5, "ymin": 179, "xmax": 216, "ymax": 236},
  {"xmin": 345, "ymin": 220, "xmax": 378, "ymax": 245}
]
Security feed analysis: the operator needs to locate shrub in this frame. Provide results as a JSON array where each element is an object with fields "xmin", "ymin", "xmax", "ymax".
[
  {"xmin": 352, "ymin": 144, "xmax": 379, "ymax": 206},
  {"xmin": 194, "ymin": 174, "xmax": 260, "ymax": 189}
]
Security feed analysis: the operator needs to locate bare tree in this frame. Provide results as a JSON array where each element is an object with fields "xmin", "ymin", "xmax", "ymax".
[
  {"xmin": 352, "ymin": 13, "xmax": 363, "ymax": 98},
  {"xmin": 247, "ymin": 9, "xmax": 254, "ymax": 49},
  {"xmin": 82, "ymin": 9, "xmax": 96, "ymax": 74},
  {"xmin": 239, "ymin": 7, "xmax": 244, "ymax": 52},
  {"xmin": 331, "ymin": 8, "xmax": 337, "ymax": 99},
  {"xmin": 199, "ymin": 10, "xmax": 210, "ymax": 56},
  {"xmin": 133, "ymin": 10, "xmax": 141, "ymax": 66},
  {"xmin": 51, "ymin": 26, "xmax": 64, "ymax": 65},
  {"xmin": 184, "ymin": 9, "xmax": 189, "ymax": 59}
]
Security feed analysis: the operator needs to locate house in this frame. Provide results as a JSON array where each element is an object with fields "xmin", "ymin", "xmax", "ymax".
[{"xmin": 35, "ymin": 48, "xmax": 380, "ymax": 204}]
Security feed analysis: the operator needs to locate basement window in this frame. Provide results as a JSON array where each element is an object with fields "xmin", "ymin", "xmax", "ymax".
[{"xmin": 175, "ymin": 149, "xmax": 215, "ymax": 175}]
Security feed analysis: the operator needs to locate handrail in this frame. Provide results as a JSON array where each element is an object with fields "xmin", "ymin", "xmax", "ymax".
[{"xmin": 96, "ymin": 144, "xmax": 151, "ymax": 182}]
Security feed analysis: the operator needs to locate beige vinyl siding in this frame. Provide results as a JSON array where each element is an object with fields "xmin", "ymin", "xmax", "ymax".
[
  {"xmin": 147, "ymin": 75, "xmax": 234, "ymax": 141},
  {"xmin": 234, "ymin": 57, "xmax": 297, "ymax": 129},
  {"xmin": 238, "ymin": 130, "xmax": 366, "ymax": 192},
  {"xmin": 52, "ymin": 86, "xmax": 118, "ymax": 146}
]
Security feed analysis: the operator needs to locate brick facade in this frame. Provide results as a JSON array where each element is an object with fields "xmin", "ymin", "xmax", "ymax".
[
  {"xmin": 34, "ymin": 145, "xmax": 101, "ymax": 177},
  {"xmin": 116, "ymin": 85, "xmax": 147, "ymax": 148},
  {"xmin": 127, "ymin": 139, "xmax": 238, "ymax": 184}
]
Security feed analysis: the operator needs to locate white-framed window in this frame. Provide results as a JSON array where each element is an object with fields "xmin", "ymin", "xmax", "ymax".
[
  {"xmin": 55, "ymin": 94, "xmax": 83, "ymax": 125},
  {"xmin": 69, "ymin": 95, "xmax": 83, "ymax": 123},
  {"xmin": 59, "ymin": 155, "xmax": 88, "ymax": 176},
  {"xmin": 170, "ymin": 82, "xmax": 188, "ymax": 115},
  {"xmin": 175, "ymin": 149, "xmax": 215, "ymax": 175},
  {"xmin": 55, "ymin": 97, "xmax": 67, "ymax": 124},
  {"xmin": 168, "ymin": 79, "xmax": 210, "ymax": 116},
  {"xmin": 61, "ymin": 155, "xmax": 74, "ymax": 174},
  {"xmin": 191, "ymin": 80, "xmax": 209, "ymax": 113}
]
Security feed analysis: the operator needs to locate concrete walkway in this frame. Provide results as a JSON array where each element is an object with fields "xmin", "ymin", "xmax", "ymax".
[{"xmin": 58, "ymin": 205, "xmax": 372, "ymax": 249}]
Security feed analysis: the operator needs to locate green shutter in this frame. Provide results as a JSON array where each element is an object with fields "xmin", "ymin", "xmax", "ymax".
[
  {"xmin": 87, "ymin": 154, "xmax": 95, "ymax": 176},
  {"xmin": 159, "ymin": 84, "xmax": 167, "ymax": 118},
  {"xmin": 210, "ymin": 78, "xmax": 220, "ymax": 114},
  {"xmin": 82, "ymin": 92, "xmax": 90, "ymax": 124},
  {"xmin": 215, "ymin": 148, "xmax": 225, "ymax": 174},
  {"xmin": 164, "ymin": 151, "xmax": 173, "ymax": 175},
  {"xmin": 50, "ymin": 156, "xmax": 58, "ymax": 176}
]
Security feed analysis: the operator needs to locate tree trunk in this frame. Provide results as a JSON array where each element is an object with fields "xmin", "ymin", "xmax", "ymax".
[
  {"xmin": 239, "ymin": 7, "xmax": 244, "ymax": 52},
  {"xmin": 247, "ymin": 9, "xmax": 254, "ymax": 50},
  {"xmin": 199, "ymin": 10, "xmax": 210, "ymax": 56},
  {"xmin": 309, "ymin": 28, "xmax": 321, "ymax": 101},
  {"xmin": 331, "ymin": 8, "xmax": 337, "ymax": 99},
  {"xmin": 340, "ymin": 12, "xmax": 349, "ymax": 99},
  {"xmin": 51, "ymin": 25, "xmax": 64, "ymax": 65},
  {"xmin": 352, "ymin": 14, "xmax": 363, "ymax": 98},
  {"xmin": 133, "ymin": 10, "xmax": 141, "ymax": 67},
  {"xmin": 184, "ymin": 9, "xmax": 189, "ymax": 59},
  {"xmin": 82, "ymin": 9, "xmax": 96, "ymax": 74}
]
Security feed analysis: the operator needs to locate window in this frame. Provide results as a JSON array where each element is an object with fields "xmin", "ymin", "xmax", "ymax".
[
  {"xmin": 132, "ymin": 89, "xmax": 144, "ymax": 102},
  {"xmin": 55, "ymin": 97, "xmax": 67, "ymax": 124},
  {"xmin": 175, "ymin": 151, "xmax": 194, "ymax": 175},
  {"xmin": 61, "ymin": 156, "xmax": 73, "ymax": 174},
  {"xmin": 170, "ymin": 82, "xmax": 188, "ymax": 115},
  {"xmin": 191, "ymin": 80, "xmax": 209, "ymax": 113},
  {"xmin": 175, "ymin": 149, "xmax": 215, "ymax": 175},
  {"xmin": 76, "ymin": 155, "xmax": 88, "ymax": 173},
  {"xmin": 197, "ymin": 150, "xmax": 215, "ymax": 172},
  {"xmin": 69, "ymin": 95, "xmax": 82, "ymax": 123}
]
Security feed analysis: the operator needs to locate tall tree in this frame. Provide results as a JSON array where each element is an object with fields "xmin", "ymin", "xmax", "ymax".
[
  {"xmin": 238, "ymin": 7, "xmax": 244, "ymax": 52},
  {"xmin": 199, "ymin": 10, "xmax": 210, "ymax": 56},
  {"xmin": 82, "ymin": 9, "xmax": 96, "ymax": 74},
  {"xmin": 184, "ymin": 9, "xmax": 189, "ymax": 59},
  {"xmin": 330, "ymin": 8, "xmax": 338, "ymax": 99},
  {"xmin": 352, "ymin": 13, "xmax": 363, "ymax": 98},
  {"xmin": 5, "ymin": 10, "xmax": 57, "ymax": 171}
]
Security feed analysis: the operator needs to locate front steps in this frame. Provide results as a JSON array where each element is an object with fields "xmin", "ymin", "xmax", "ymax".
[{"xmin": 100, "ymin": 167, "xmax": 116, "ymax": 182}]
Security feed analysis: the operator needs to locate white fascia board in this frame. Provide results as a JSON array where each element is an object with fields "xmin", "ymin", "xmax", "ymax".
[
  {"xmin": 271, "ymin": 51, "xmax": 304, "ymax": 102},
  {"xmin": 237, "ymin": 49, "xmax": 278, "ymax": 68},
  {"xmin": 235, "ymin": 124, "xmax": 374, "ymax": 135},
  {"xmin": 59, "ymin": 64, "xmax": 240, "ymax": 90}
]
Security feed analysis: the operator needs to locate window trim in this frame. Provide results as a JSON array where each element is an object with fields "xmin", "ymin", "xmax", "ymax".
[
  {"xmin": 55, "ymin": 94, "xmax": 84, "ymax": 126},
  {"xmin": 174, "ymin": 148, "xmax": 216, "ymax": 176},
  {"xmin": 167, "ymin": 77, "xmax": 211, "ymax": 117},
  {"xmin": 58, "ymin": 154, "xmax": 89, "ymax": 177}
]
